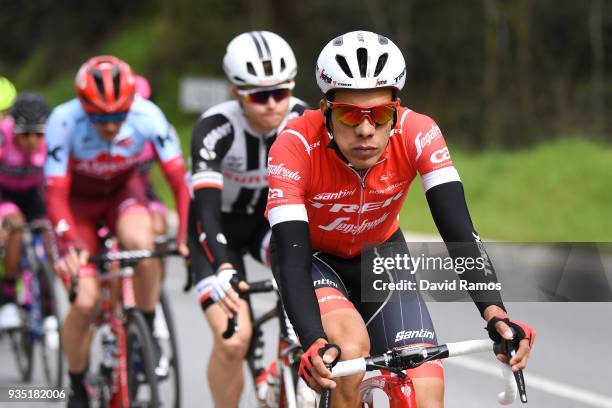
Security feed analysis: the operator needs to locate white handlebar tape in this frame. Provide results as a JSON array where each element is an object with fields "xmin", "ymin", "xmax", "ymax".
[
  {"xmin": 446, "ymin": 339, "xmax": 492, "ymax": 357},
  {"xmin": 497, "ymin": 362, "xmax": 518, "ymax": 405},
  {"xmin": 331, "ymin": 358, "xmax": 367, "ymax": 378}
]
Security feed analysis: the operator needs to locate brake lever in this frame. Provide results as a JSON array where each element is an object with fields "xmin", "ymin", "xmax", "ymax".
[{"xmin": 497, "ymin": 327, "xmax": 528, "ymax": 403}]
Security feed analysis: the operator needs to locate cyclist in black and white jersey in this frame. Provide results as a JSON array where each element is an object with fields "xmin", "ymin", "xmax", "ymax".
[{"xmin": 187, "ymin": 31, "xmax": 307, "ymax": 406}]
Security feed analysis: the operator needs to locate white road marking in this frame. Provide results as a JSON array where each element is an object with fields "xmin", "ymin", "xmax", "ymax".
[{"xmin": 447, "ymin": 356, "xmax": 612, "ymax": 408}]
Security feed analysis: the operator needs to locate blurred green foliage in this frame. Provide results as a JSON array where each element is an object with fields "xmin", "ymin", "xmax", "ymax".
[
  {"xmin": 400, "ymin": 138, "xmax": 612, "ymax": 241},
  {"xmin": 1, "ymin": 1, "xmax": 610, "ymax": 241},
  {"xmin": 2, "ymin": 0, "xmax": 612, "ymax": 147}
]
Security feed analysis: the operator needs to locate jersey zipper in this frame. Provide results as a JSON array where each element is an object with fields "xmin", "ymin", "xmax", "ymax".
[{"xmin": 345, "ymin": 157, "xmax": 387, "ymax": 256}]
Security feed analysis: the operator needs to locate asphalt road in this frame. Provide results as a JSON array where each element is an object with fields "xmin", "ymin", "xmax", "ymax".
[{"xmin": 1, "ymin": 247, "xmax": 611, "ymax": 407}]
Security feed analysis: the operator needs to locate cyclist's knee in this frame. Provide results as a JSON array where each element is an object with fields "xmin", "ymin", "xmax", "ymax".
[
  {"xmin": 70, "ymin": 281, "xmax": 99, "ymax": 320},
  {"xmin": 121, "ymin": 228, "xmax": 154, "ymax": 250},
  {"xmin": 413, "ymin": 377, "xmax": 444, "ymax": 408},
  {"xmin": 215, "ymin": 334, "xmax": 250, "ymax": 362},
  {"xmin": 4, "ymin": 211, "xmax": 25, "ymax": 226}
]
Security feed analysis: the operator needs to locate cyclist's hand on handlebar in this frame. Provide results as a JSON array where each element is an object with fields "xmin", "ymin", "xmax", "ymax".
[
  {"xmin": 194, "ymin": 265, "xmax": 243, "ymax": 317},
  {"xmin": 54, "ymin": 247, "xmax": 89, "ymax": 280},
  {"xmin": 177, "ymin": 242, "xmax": 189, "ymax": 258},
  {"xmin": 486, "ymin": 313, "xmax": 536, "ymax": 372},
  {"xmin": 299, "ymin": 339, "xmax": 338, "ymax": 393}
]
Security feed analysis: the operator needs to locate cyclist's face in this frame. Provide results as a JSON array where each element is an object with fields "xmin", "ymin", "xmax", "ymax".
[
  {"xmin": 322, "ymin": 88, "xmax": 394, "ymax": 170},
  {"xmin": 235, "ymin": 85, "xmax": 291, "ymax": 134},
  {"xmin": 93, "ymin": 121, "xmax": 123, "ymax": 141},
  {"xmin": 15, "ymin": 132, "xmax": 44, "ymax": 154}
]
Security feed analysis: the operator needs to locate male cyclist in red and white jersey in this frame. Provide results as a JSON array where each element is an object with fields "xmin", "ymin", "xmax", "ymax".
[
  {"xmin": 45, "ymin": 56, "xmax": 190, "ymax": 408},
  {"xmin": 266, "ymin": 31, "xmax": 536, "ymax": 407}
]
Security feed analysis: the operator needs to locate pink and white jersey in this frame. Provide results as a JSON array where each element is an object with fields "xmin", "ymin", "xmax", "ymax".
[{"xmin": 0, "ymin": 117, "xmax": 46, "ymax": 192}]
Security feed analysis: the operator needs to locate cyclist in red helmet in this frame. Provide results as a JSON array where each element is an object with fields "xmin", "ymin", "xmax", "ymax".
[{"xmin": 46, "ymin": 55, "xmax": 190, "ymax": 408}]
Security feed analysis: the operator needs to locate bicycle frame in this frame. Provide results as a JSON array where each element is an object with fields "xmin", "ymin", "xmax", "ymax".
[
  {"xmin": 359, "ymin": 371, "xmax": 416, "ymax": 408},
  {"xmin": 95, "ymin": 264, "xmax": 135, "ymax": 408},
  {"xmin": 242, "ymin": 281, "xmax": 304, "ymax": 408}
]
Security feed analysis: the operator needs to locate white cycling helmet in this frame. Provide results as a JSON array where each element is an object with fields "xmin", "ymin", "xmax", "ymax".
[
  {"xmin": 316, "ymin": 30, "xmax": 406, "ymax": 95},
  {"xmin": 223, "ymin": 31, "xmax": 297, "ymax": 87}
]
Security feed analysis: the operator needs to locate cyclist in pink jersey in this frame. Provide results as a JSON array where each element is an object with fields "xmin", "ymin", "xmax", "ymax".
[
  {"xmin": 0, "ymin": 93, "xmax": 50, "ymax": 330},
  {"xmin": 267, "ymin": 31, "xmax": 536, "ymax": 407}
]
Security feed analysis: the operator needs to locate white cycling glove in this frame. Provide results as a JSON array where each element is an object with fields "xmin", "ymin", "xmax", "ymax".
[{"xmin": 195, "ymin": 268, "xmax": 237, "ymax": 306}]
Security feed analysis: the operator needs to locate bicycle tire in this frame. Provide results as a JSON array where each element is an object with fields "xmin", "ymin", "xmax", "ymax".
[
  {"xmin": 9, "ymin": 311, "xmax": 34, "ymax": 382},
  {"xmin": 125, "ymin": 308, "xmax": 160, "ymax": 407},
  {"xmin": 38, "ymin": 261, "xmax": 64, "ymax": 388},
  {"xmin": 158, "ymin": 288, "xmax": 181, "ymax": 408}
]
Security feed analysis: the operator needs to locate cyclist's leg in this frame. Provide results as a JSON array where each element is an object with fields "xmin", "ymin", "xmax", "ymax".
[
  {"xmin": 311, "ymin": 254, "xmax": 371, "ymax": 407},
  {"xmin": 188, "ymin": 211, "xmax": 252, "ymax": 407},
  {"xmin": 0, "ymin": 201, "xmax": 23, "ymax": 329},
  {"xmin": 354, "ymin": 231, "xmax": 444, "ymax": 408},
  {"xmin": 146, "ymin": 187, "xmax": 168, "ymax": 238},
  {"xmin": 60, "ymin": 201, "xmax": 101, "ymax": 402},
  {"xmin": 111, "ymin": 174, "xmax": 160, "ymax": 325},
  {"xmin": 0, "ymin": 201, "xmax": 25, "ymax": 278}
]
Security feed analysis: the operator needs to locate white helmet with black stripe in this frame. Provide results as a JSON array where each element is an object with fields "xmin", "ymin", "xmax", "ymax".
[
  {"xmin": 316, "ymin": 31, "xmax": 406, "ymax": 95},
  {"xmin": 223, "ymin": 31, "xmax": 297, "ymax": 87}
]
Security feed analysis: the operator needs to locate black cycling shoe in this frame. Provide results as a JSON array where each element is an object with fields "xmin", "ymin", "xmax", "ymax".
[{"xmin": 66, "ymin": 385, "xmax": 90, "ymax": 408}]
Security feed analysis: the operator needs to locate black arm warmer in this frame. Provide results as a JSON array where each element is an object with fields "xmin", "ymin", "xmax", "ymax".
[
  {"xmin": 271, "ymin": 220, "xmax": 327, "ymax": 350},
  {"xmin": 193, "ymin": 187, "xmax": 229, "ymax": 271},
  {"xmin": 425, "ymin": 181, "xmax": 506, "ymax": 316}
]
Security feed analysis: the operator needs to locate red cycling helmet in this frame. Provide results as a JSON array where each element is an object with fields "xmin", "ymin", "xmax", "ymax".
[{"xmin": 75, "ymin": 55, "xmax": 136, "ymax": 114}]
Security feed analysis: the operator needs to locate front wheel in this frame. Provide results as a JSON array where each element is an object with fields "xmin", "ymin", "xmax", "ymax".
[
  {"xmin": 38, "ymin": 261, "xmax": 64, "ymax": 388},
  {"xmin": 126, "ymin": 309, "xmax": 160, "ymax": 407},
  {"xmin": 156, "ymin": 289, "xmax": 181, "ymax": 408},
  {"xmin": 9, "ymin": 310, "xmax": 34, "ymax": 382}
]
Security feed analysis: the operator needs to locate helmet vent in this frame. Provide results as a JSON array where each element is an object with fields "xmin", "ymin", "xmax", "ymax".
[
  {"xmin": 335, "ymin": 55, "xmax": 353, "ymax": 78},
  {"xmin": 356, "ymin": 48, "xmax": 368, "ymax": 78},
  {"xmin": 246, "ymin": 62, "xmax": 257, "ymax": 76},
  {"xmin": 373, "ymin": 53, "xmax": 388, "ymax": 77},
  {"xmin": 263, "ymin": 60, "xmax": 273, "ymax": 76},
  {"xmin": 111, "ymin": 65, "xmax": 121, "ymax": 100},
  {"xmin": 280, "ymin": 58, "xmax": 286, "ymax": 72},
  {"xmin": 92, "ymin": 69, "xmax": 106, "ymax": 101}
]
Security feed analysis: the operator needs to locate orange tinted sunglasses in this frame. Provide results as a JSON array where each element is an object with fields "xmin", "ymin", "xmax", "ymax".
[{"xmin": 327, "ymin": 100, "xmax": 399, "ymax": 127}]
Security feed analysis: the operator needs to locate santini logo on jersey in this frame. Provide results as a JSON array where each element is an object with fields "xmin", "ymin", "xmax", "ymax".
[
  {"xmin": 267, "ymin": 157, "xmax": 301, "ymax": 181},
  {"xmin": 313, "ymin": 188, "xmax": 356, "ymax": 201},
  {"xmin": 414, "ymin": 124, "xmax": 442, "ymax": 160}
]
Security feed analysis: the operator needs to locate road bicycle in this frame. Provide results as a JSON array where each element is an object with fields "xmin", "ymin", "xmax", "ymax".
[
  {"xmin": 0, "ymin": 220, "xmax": 63, "ymax": 389},
  {"xmin": 224, "ymin": 278, "xmax": 316, "ymax": 407},
  {"xmin": 69, "ymin": 241, "xmax": 183, "ymax": 408},
  {"xmin": 318, "ymin": 338, "xmax": 526, "ymax": 407}
]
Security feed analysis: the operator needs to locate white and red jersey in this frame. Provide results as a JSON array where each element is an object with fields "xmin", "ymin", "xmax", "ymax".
[{"xmin": 266, "ymin": 107, "xmax": 460, "ymax": 258}]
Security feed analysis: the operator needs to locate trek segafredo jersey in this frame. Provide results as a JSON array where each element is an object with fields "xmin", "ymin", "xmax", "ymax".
[
  {"xmin": 266, "ymin": 107, "xmax": 460, "ymax": 258},
  {"xmin": 190, "ymin": 97, "xmax": 306, "ymax": 215}
]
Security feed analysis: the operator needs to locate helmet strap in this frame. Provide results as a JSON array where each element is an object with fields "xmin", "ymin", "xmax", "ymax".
[{"xmin": 324, "ymin": 107, "xmax": 334, "ymax": 139}]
